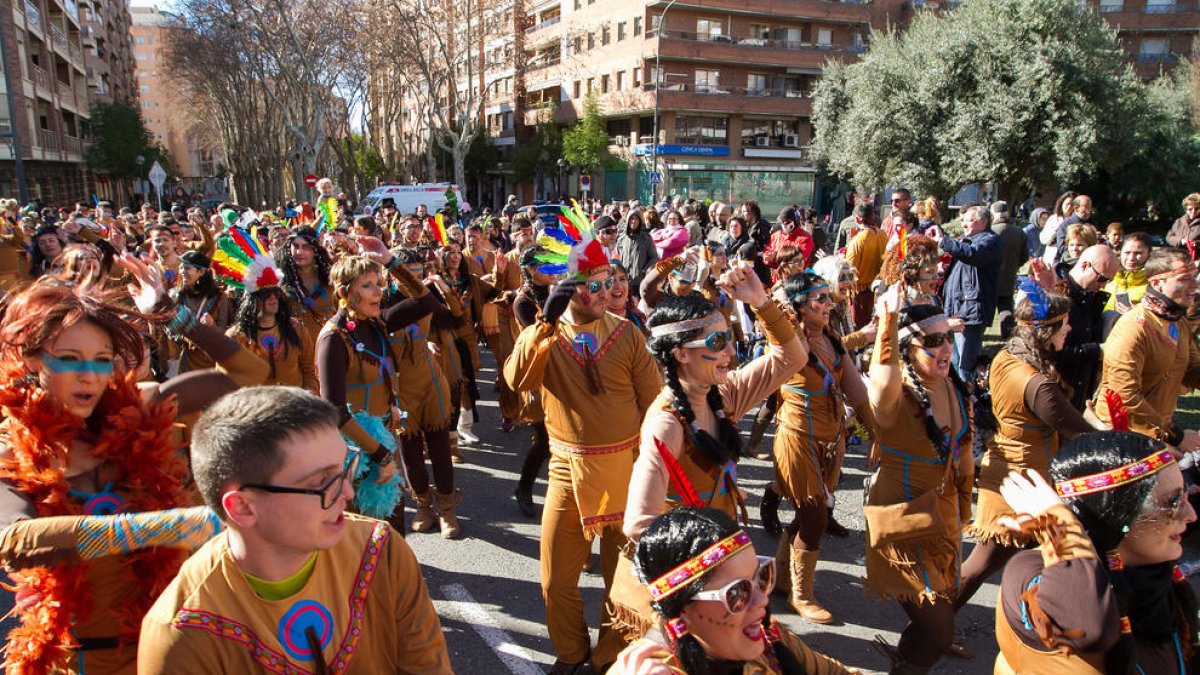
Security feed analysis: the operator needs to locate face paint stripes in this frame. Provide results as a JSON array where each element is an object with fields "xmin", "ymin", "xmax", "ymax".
[{"xmin": 40, "ymin": 351, "xmax": 115, "ymax": 375}]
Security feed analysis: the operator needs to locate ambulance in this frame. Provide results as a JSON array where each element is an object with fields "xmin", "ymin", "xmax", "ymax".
[{"xmin": 358, "ymin": 183, "xmax": 465, "ymax": 216}]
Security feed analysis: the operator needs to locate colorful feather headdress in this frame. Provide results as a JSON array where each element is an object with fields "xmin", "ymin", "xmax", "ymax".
[
  {"xmin": 1016, "ymin": 276, "xmax": 1067, "ymax": 326},
  {"xmin": 534, "ymin": 200, "xmax": 609, "ymax": 278},
  {"xmin": 213, "ymin": 227, "xmax": 282, "ymax": 294}
]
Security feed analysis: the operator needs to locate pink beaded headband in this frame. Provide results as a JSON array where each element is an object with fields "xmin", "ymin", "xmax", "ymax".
[
  {"xmin": 1055, "ymin": 449, "xmax": 1175, "ymax": 498},
  {"xmin": 647, "ymin": 530, "xmax": 751, "ymax": 602}
]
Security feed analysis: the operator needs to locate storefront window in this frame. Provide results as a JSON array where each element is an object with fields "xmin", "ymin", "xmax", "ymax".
[{"xmin": 661, "ymin": 169, "xmax": 814, "ymax": 216}]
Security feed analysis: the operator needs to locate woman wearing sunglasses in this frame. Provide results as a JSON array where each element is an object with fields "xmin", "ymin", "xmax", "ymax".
[
  {"xmin": 994, "ymin": 431, "xmax": 1198, "ymax": 674},
  {"xmin": 865, "ymin": 292, "xmax": 975, "ymax": 674},
  {"xmin": 611, "ymin": 507, "xmax": 858, "ymax": 674},
  {"xmin": 769, "ymin": 272, "xmax": 874, "ymax": 624},
  {"xmin": 612, "ymin": 260, "xmax": 805, "ymax": 635},
  {"xmin": 958, "ymin": 281, "xmax": 1093, "ymax": 612}
]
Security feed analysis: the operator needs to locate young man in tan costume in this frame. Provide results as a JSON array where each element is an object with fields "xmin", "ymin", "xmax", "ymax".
[{"xmin": 505, "ymin": 230, "xmax": 662, "ymax": 675}]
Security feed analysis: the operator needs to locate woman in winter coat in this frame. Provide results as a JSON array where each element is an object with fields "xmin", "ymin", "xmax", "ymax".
[{"xmin": 616, "ymin": 209, "xmax": 658, "ymax": 299}]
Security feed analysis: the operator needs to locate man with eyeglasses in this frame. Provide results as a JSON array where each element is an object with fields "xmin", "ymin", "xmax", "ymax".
[
  {"xmin": 1042, "ymin": 244, "xmax": 1119, "ymax": 410},
  {"xmin": 505, "ymin": 241, "xmax": 662, "ymax": 675},
  {"xmin": 932, "ymin": 204, "xmax": 1002, "ymax": 382},
  {"xmin": 1094, "ymin": 248, "xmax": 1200, "ymax": 455},
  {"xmin": 139, "ymin": 386, "xmax": 452, "ymax": 674}
]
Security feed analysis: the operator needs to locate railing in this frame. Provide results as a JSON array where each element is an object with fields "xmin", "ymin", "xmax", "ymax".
[
  {"xmin": 24, "ymin": 0, "xmax": 41, "ymax": 29},
  {"xmin": 38, "ymin": 128, "xmax": 59, "ymax": 152},
  {"xmin": 49, "ymin": 23, "xmax": 67, "ymax": 50},
  {"xmin": 30, "ymin": 64, "xmax": 50, "ymax": 92},
  {"xmin": 69, "ymin": 41, "xmax": 81, "ymax": 60},
  {"xmin": 656, "ymin": 29, "xmax": 866, "ymax": 53},
  {"xmin": 1136, "ymin": 52, "xmax": 1179, "ymax": 61},
  {"xmin": 645, "ymin": 82, "xmax": 811, "ymax": 98},
  {"xmin": 62, "ymin": 135, "xmax": 81, "ymax": 156},
  {"xmin": 526, "ymin": 51, "xmax": 561, "ymax": 69},
  {"xmin": 57, "ymin": 79, "xmax": 73, "ymax": 101},
  {"xmin": 524, "ymin": 15, "xmax": 559, "ymax": 34},
  {"xmin": 1143, "ymin": 2, "xmax": 1198, "ymax": 12},
  {"xmin": 63, "ymin": 0, "xmax": 78, "ymax": 20}
]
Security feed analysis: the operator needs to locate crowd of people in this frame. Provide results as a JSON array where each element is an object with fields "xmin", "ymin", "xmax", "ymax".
[{"xmin": 0, "ymin": 177, "xmax": 1197, "ymax": 675}]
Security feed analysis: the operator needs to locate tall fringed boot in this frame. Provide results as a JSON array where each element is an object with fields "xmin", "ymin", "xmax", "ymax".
[
  {"xmin": 437, "ymin": 489, "xmax": 462, "ymax": 539},
  {"xmin": 411, "ymin": 491, "xmax": 436, "ymax": 533},
  {"xmin": 773, "ymin": 535, "xmax": 792, "ymax": 597},
  {"xmin": 744, "ymin": 414, "xmax": 772, "ymax": 460},
  {"xmin": 790, "ymin": 549, "xmax": 833, "ymax": 624}
]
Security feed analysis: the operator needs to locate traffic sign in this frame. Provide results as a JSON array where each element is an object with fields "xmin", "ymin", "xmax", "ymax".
[
  {"xmin": 579, "ymin": 174, "xmax": 591, "ymax": 192},
  {"xmin": 148, "ymin": 161, "xmax": 167, "ymax": 210},
  {"xmin": 304, "ymin": 173, "xmax": 319, "ymax": 188},
  {"xmin": 648, "ymin": 172, "xmax": 662, "ymax": 185}
]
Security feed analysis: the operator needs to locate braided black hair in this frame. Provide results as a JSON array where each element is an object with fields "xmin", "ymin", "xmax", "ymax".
[
  {"xmin": 646, "ymin": 294, "xmax": 743, "ymax": 465},
  {"xmin": 1051, "ymin": 431, "xmax": 1199, "ymax": 674},
  {"xmin": 634, "ymin": 508, "xmax": 810, "ymax": 675},
  {"xmin": 897, "ymin": 304, "xmax": 968, "ymax": 463}
]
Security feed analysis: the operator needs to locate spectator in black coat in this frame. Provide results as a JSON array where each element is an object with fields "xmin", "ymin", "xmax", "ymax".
[{"xmin": 1050, "ymin": 245, "xmax": 1120, "ymax": 410}]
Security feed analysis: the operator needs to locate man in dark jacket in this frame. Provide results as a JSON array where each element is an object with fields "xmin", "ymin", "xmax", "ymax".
[
  {"xmin": 936, "ymin": 205, "xmax": 1003, "ymax": 381},
  {"xmin": 1166, "ymin": 193, "xmax": 1200, "ymax": 248},
  {"xmin": 1052, "ymin": 245, "xmax": 1119, "ymax": 410},
  {"xmin": 991, "ymin": 201, "xmax": 1029, "ymax": 339}
]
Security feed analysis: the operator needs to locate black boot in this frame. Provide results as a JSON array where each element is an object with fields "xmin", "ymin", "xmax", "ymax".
[
  {"xmin": 760, "ymin": 484, "xmax": 782, "ymax": 538},
  {"xmin": 513, "ymin": 487, "xmax": 536, "ymax": 518},
  {"xmin": 825, "ymin": 507, "xmax": 850, "ymax": 538}
]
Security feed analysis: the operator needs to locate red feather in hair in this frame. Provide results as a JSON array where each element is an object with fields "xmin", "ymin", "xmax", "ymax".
[
  {"xmin": 1105, "ymin": 389, "xmax": 1130, "ymax": 431},
  {"xmin": 654, "ymin": 437, "xmax": 703, "ymax": 508}
]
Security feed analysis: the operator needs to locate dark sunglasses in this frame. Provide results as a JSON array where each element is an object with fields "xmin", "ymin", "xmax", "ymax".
[
  {"xmin": 915, "ymin": 332, "xmax": 952, "ymax": 348},
  {"xmin": 586, "ymin": 277, "xmax": 615, "ymax": 294},
  {"xmin": 837, "ymin": 272, "xmax": 856, "ymax": 283},
  {"xmin": 242, "ymin": 450, "xmax": 361, "ymax": 510},
  {"xmin": 691, "ymin": 556, "xmax": 775, "ymax": 614},
  {"xmin": 598, "ymin": 228, "xmax": 617, "ymax": 236},
  {"xmin": 806, "ymin": 292, "xmax": 833, "ymax": 305},
  {"xmin": 683, "ymin": 328, "xmax": 734, "ymax": 352}
]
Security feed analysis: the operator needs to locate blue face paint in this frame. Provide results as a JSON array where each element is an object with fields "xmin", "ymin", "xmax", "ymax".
[
  {"xmin": 700, "ymin": 354, "xmax": 720, "ymax": 362},
  {"xmin": 919, "ymin": 348, "xmax": 938, "ymax": 359},
  {"xmin": 40, "ymin": 351, "xmax": 115, "ymax": 376}
]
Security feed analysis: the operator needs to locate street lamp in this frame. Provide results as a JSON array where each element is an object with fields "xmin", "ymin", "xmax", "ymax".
[
  {"xmin": 651, "ymin": 0, "xmax": 678, "ymax": 205},
  {"xmin": 556, "ymin": 158, "xmax": 568, "ymax": 201}
]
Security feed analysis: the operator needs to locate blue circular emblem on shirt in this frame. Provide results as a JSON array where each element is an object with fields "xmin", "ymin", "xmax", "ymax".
[
  {"xmin": 278, "ymin": 600, "xmax": 333, "ymax": 661},
  {"xmin": 573, "ymin": 331, "xmax": 599, "ymax": 354}
]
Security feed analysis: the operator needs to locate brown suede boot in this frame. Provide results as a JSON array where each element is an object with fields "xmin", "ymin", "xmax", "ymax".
[
  {"xmin": 411, "ymin": 491, "xmax": 436, "ymax": 533},
  {"xmin": 437, "ymin": 489, "xmax": 462, "ymax": 539},
  {"xmin": 773, "ymin": 536, "xmax": 792, "ymax": 597},
  {"xmin": 449, "ymin": 430, "xmax": 463, "ymax": 464},
  {"xmin": 790, "ymin": 549, "xmax": 833, "ymax": 624}
]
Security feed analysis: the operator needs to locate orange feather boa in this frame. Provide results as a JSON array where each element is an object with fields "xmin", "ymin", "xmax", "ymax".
[{"xmin": 0, "ymin": 371, "xmax": 188, "ymax": 674}]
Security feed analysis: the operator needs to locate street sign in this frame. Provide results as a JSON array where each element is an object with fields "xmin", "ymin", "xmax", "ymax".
[
  {"xmin": 648, "ymin": 172, "xmax": 662, "ymax": 185},
  {"xmin": 304, "ymin": 173, "xmax": 318, "ymax": 188},
  {"xmin": 579, "ymin": 174, "xmax": 591, "ymax": 192},
  {"xmin": 148, "ymin": 161, "xmax": 167, "ymax": 210}
]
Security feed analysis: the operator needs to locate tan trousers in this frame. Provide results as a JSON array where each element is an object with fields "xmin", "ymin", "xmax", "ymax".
[{"xmin": 541, "ymin": 454, "xmax": 627, "ymax": 667}]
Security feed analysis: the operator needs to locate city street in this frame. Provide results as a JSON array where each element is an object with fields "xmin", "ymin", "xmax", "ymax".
[{"xmin": 408, "ymin": 354, "xmax": 1003, "ymax": 675}]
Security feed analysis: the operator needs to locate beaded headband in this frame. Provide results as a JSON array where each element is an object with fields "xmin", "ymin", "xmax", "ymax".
[
  {"xmin": 1149, "ymin": 263, "xmax": 1198, "ymax": 283},
  {"xmin": 898, "ymin": 313, "xmax": 950, "ymax": 340},
  {"xmin": 1054, "ymin": 449, "xmax": 1175, "ymax": 498},
  {"xmin": 1017, "ymin": 312, "xmax": 1069, "ymax": 327},
  {"xmin": 649, "ymin": 312, "xmax": 721, "ymax": 338},
  {"xmin": 646, "ymin": 530, "xmax": 752, "ymax": 602}
]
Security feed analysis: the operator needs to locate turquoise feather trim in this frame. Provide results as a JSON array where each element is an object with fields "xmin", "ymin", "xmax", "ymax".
[{"xmin": 344, "ymin": 411, "xmax": 404, "ymax": 519}]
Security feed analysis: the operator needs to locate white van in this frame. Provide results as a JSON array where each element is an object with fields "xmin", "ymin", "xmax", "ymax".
[{"xmin": 358, "ymin": 183, "xmax": 465, "ymax": 216}]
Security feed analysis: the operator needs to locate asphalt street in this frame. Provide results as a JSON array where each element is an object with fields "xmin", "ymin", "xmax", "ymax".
[{"xmin": 408, "ymin": 354, "xmax": 1004, "ymax": 675}]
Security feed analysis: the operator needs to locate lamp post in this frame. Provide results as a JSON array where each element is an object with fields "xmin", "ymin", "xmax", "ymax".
[
  {"xmin": 556, "ymin": 158, "xmax": 568, "ymax": 201},
  {"xmin": 651, "ymin": 0, "xmax": 677, "ymax": 204},
  {"xmin": 134, "ymin": 155, "xmax": 145, "ymax": 208}
]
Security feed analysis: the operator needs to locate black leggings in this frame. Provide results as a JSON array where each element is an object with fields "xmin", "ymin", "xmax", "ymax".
[
  {"xmin": 788, "ymin": 500, "xmax": 827, "ymax": 551},
  {"xmin": 955, "ymin": 539, "xmax": 1020, "ymax": 611},
  {"xmin": 897, "ymin": 596, "xmax": 955, "ymax": 667},
  {"xmin": 400, "ymin": 429, "xmax": 454, "ymax": 494},
  {"xmin": 518, "ymin": 422, "xmax": 550, "ymax": 494}
]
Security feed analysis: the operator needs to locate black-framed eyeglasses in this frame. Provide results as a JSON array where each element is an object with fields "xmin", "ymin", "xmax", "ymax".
[
  {"xmin": 691, "ymin": 556, "xmax": 775, "ymax": 614},
  {"xmin": 916, "ymin": 332, "xmax": 952, "ymax": 348},
  {"xmin": 1094, "ymin": 271, "xmax": 1112, "ymax": 284},
  {"xmin": 242, "ymin": 449, "xmax": 360, "ymax": 510}
]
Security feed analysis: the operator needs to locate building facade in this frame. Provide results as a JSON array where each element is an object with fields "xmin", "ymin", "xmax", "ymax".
[
  {"xmin": 1087, "ymin": 0, "xmax": 1199, "ymax": 79},
  {"xmin": 130, "ymin": 5, "xmax": 223, "ymax": 201}
]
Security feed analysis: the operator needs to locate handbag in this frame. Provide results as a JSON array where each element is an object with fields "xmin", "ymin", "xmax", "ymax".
[{"xmin": 863, "ymin": 453, "xmax": 953, "ymax": 548}]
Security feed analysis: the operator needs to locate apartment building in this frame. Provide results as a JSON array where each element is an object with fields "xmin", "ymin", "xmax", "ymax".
[
  {"xmin": 0, "ymin": 0, "xmax": 95, "ymax": 202},
  {"xmin": 130, "ymin": 6, "xmax": 222, "ymax": 199},
  {"xmin": 1087, "ymin": 0, "xmax": 1199, "ymax": 79},
  {"xmin": 513, "ymin": 0, "xmax": 905, "ymax": 214}
]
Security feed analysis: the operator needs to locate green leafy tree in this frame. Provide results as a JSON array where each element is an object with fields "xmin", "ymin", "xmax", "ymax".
[
  {"xmin": 562, "ymin": 94, "xmax": 607, "ymax": 173},
  {"xmin": 344, "ymin": 133, "xmax": 386, "ymax": 183},
  {"xmin": 512, "ymin": 119, "xmax": 563, "ymax": 183},
  {"xmin": 84, "ymin": 101, "xmax": 171, "ymax": 179},
  {"xmin": 811, "ymin": 0, "xmax": 1142, "ymax": 199}
]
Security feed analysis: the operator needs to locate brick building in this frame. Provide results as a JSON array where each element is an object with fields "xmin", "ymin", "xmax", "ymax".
[{"xmin": 1088, "ymin": 0, "xmax": 1199, "ymax": 79}]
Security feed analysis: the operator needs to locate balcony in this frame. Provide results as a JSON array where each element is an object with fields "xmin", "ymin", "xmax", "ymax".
[
  {"xmin": 29, "ymin": 64, "xmax": 51, "ymax": 94},
  {"xmin": 655, "ymin": 30, "xmax": 866, "ymax": 69},
  {"xmin": 63, "ymin": 0, "xmax": 78, "ymax": 21},
  {"xmin": 524, "ymin": 15, "xmax": 559, "ymax": 35},
  {"xmin": 648, "ymin": 0, "xmax": 873, "ymax": 24},
  {"xmin": 38, "ymin": 128, "xmax": 59, "ymax": 152},
  {"xmin": 1143, "ymin": 2, "xmax": 1198, "ymax": 12},
  {"xmin": 49, "ymin": 23, "xmax": 68, "ymax": 53},
  {"xmin": 1136, "ymin": 51, "xmax": 1179, "ymax": 61},
  {"xmin": 24, "ymin": 0, "xmax": 41, "ymax": 31},
  {"xmin": 63, "ymin": 134, "xmax": 81, "ymax": 156},
  {"xmin": 641, "ymin": 83, "xmax": 813, "ymax": 116}
]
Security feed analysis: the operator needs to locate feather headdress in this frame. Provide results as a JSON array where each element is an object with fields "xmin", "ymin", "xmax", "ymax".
[
  {"xmin": 1017, "ymin": 276, "xmax": 1052, "ymax": 321},
  {"xmin": 535, "ymin": 199, "xmax": 608, "ymax": 278},
  {"xmin": 212, "ymin": 227, "xmax": 282, "ymax": 294}
]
